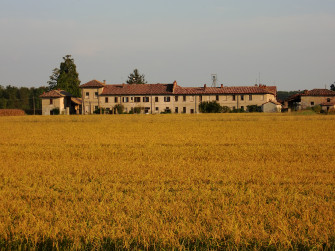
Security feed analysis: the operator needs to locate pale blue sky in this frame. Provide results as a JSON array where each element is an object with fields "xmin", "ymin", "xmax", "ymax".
[{"xmin": 0, "ymin": 0, "xmax": 334, "ymax": 90}]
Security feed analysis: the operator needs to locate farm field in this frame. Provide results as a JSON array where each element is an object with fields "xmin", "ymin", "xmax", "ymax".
[{"xmin": 0, "ymin": 114, "xmax": 334, "ymax": 249}]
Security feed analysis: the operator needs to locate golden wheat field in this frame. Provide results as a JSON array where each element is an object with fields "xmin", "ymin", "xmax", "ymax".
[{"xmin": 0, "ymin": 113, "xmax": 334, "ymax": 249}]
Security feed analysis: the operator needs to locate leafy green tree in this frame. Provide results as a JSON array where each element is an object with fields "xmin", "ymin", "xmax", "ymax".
[
  {"xmin": 199, "ymin": 101, "xmax": 224, "ymax": 113},
  {"xmin": 0, "ymin": 85, "xmax": 6, "ymax": 108},
  {"xmin": 48, "ymin": 55, "xmax": 81, "ymax": 97},
  {"xmin": 247, "ymin": 105, "xmax": 262, "ymax": 112},
  {"xmin": 126, "ymin": 69, "xmax": 147, "ymax": 84},
  {"xmin": 330, "ymin": 82, "xmax": 335, "ymax": 91},
  {"xmin": 47, "ymin": 68, "xmax": 60, "ymax": 91}
]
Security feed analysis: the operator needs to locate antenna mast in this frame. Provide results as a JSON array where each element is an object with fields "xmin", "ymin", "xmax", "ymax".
[{"xmin": 211, "ymin": 74, "xmax": 217, "ymax": 87}]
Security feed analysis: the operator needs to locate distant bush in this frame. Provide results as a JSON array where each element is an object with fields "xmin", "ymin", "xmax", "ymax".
[
  {"xmin": 199, "ymin": 101, "xmax": 231, "ymax": 113},
  {"xmin": 199, "ymin": 101, "xmax": 222, "ymax": 113},
  {"xmin": 221, "ymin": 106, "xmax": 231, "ymax": 113},
  {"xmin": 113, "ymin": 104, "xmax": 124, "ymax": 114},
  {"xmin": 161, "ymin": 108, "xmax": 171, "ymax": 114},
  {"xmin": 51, "ymin": 108, "xmax": 59, "ymax": 115},
  {"xmin": 130, "ymin": 107, "xmax": 142, "ymax": 114},
  {"xmin": 230, "ymin": 108, "xmax": 245, "ymax": 113},
  {"xmin": 0, "ymin": 109, "xmax": 25, "ymax": 116},
  {"xmin": 93, "ymin": 107, "xmax": 106, "ymax": 114},
  {"xmin": 247, "ymin": 105, "xmax": 262, "ymax": 112},
  {"xmin": 311, "ymin": 105, "xmax": 322, "ymax": 113}
]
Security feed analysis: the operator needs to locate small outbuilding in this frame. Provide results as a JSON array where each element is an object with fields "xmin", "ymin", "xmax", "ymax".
[
  {"xmin": 320, "ymin": 99, "xmax": 335, "ymax": 113},
  {"xmin": 40, "ymin": 90, "xmax": 82, "ymax": 115},
  {"xmin": 262, "ymin": 100, "xmax": 282, "ymax": 113}
]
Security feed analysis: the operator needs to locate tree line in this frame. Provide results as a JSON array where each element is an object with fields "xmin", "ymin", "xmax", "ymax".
[{"xmin": 0, "ymin": 85, "xmax": 48, "ymax": 114}]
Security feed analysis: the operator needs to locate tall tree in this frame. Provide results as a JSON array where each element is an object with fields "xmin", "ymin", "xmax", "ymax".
[
  {"xmin": 126, "ymin": 69, "xmax": 147, "ymax": 84},
  {"xmin": 48, "ymin": 55, "xmax": 81, "ymax": 97},
  {"xmin": 47, "ymin": 68, "xmax": 60, "ymax": 91},
  {"xmin": 330, "ymin": 82, "xmax": 335, "ymax": 91}
]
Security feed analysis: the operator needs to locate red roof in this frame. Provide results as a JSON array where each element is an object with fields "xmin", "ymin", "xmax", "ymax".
[
  {"xmin": 173, "ymin": 85, "xmax": 276, "ymax": 95},
  {"xmin": 301, "ymin": 89, "xmax": 335, "ymax": 96},
  {"xmin": 71, "ymin": 97, "xmax": 82, "ymax": 105},
  {"xmin": 39, "ymin": 90, "xmax": 72, "ymax": 98},
  {"xmin": 96, "ymin": 82, "xmax": 277, "ymax": 96},
  {"xmin": 80, "ymin": 80, "xmax": 105, "ymax": 88},
  {"xmin": 101, "ymin": 83, "xmax": 174, "ymax": 95}
]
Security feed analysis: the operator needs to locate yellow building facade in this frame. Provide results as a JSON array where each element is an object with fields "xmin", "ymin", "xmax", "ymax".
[{"xmin": 80, "ymin": 80, "xmax": 278, "ymax": 114}]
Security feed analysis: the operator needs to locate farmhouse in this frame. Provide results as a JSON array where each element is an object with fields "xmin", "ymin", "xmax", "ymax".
[
  {"xmin": 40, "ymin": 90, "xmax": 82, "ymax": 115},
  {"xmin": 286, "ymin": 89, "xmax": 335, "ymax": 110},
  {"xmin": 80, "ymin": 80, "xmax": 279, "ymax": 114}
]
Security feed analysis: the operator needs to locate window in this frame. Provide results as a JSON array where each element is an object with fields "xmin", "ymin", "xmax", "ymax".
[
  {"xmin": 164, "ymin": 96, "xmax": 170, "ymax": 102},
  {"xmin": 311, "ymin": 102, "xmax": 314, "ymax": 106},
  {"xmin": 105, "ymin": 97, "xmax": 108, "ymax": 103},
  {"xmin": 143, "ymin": 97, "xmax": 149, "ymax": 102},
  {"xmin": 114, "ymin": 97, "xmax": 118, "ymax": 103},
  {"xmin": 232, "ymin": 95, "xmax": 236, "ymax": 101},
  {"xmin": 199, "ymin": 95, "xmax": 202, "ymax": 102},
  {"xmin": 144, "ymin": 107, "xmax": 150, "ymax": 113},
  {"xmin": 249, "ymin": 95, "xmax": 252, "ymax": 101},
  {"xmin": 155, "ymin": 107, "xmax": 159, "ymax": 111},
  {"xmin": 216, "ymin": 95, "xmax": 219, "ymax": 101},
  {"xmin": 241, "ymin": 106, "xmax": 244, "ymax": 111},
  {"xmin": 94, "ymin": 92, "xmax": 98, "ymax": 98},
  {"xmin": 183, "ymin": 95, "xmax": 186, "ymax": 102},
  {"xmin": 50, "ymin": 99, "xmax": 53, "ymax": 105},
  {"xmin": 175, "ymin": 107, "xmax": 178, "ymax": 113},
  {"xmin": 155, "ymin": 97, "xmax": 159, "ymax": 102},
  {"xmin": 183, "ymin": 107, "xmax": 186, "ymax": 113},
  {"xmin": 327, "ymin": 98, "xmax": 331, "ymax": 102},
  {"xmin": 85, "ymin": 92, "xmax": 89, "ymax": 98},
  {"xmin": 175, "ymin": 96, "xmax": 178, "ymax": 102},
  {"xmin": 190, "ymin": 109, "xmax": 194, "ymax": 114},
  {"xmin": 134, "ymin": 97, "xmax": 141, "ymax": 102},
  {"xmin": 241, "ymin": 95, "xmax": 244, "ymax": 101},
  {"xmin": 122, "ymin": 97, "xmax": 129, "ymax": 103}
]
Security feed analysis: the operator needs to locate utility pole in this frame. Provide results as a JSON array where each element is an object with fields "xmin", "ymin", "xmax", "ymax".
[{"xmin": 33, "ymin": 96, "xmax": 36, "ymax": 115}]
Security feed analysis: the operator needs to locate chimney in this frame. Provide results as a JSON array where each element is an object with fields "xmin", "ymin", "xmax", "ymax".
[
  {"xmin": 172, "ymin": 81, "xmax": 177, "ymax": 93},
  {"xmin": 221, "ymin": 84, "xmax": 223, "ymax": 88},
  {"xmin": 204, "ymin": 84, "xmax": 207, "ymax": 89},
  {"xmin": 122, "ymin": 83, "xmax": 126, "ymax": 88},
  {"xmin": 303, "ymin": 90, "xmax": 308, "ymax": 94},
  {"xmin": 103, "ymin": 80, "xmax": 106, "ymax": 85}
]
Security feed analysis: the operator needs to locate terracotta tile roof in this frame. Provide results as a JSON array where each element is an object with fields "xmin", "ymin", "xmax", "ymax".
[
  {"xmin": 173, "ymin": 85, "xmax": 276, "ymax": 95},
  {"xmin": 80, "ymin": 80, "xmax": 105, "ymax": 88},
  {"xmin": 301, "ymin": 89, "xmax": 335, "ymax": 96},
  {"xmin": 101, "ymin": 83, "xmax": 174, "ymax": 95},
  {"xmin": 39, "ymin": 90, "xmax": 72, "ymax": 98},
  {"xmin": 71, "ymin": 97, "xmax": 82, "ymax": 105},
  {"xmin": 99, "ymin": 82, "xmax": 277, "ymax": 96}
]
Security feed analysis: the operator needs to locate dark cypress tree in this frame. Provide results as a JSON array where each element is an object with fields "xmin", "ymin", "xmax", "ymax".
[{"xmin": 48, "ymin": 55, "xmax": 81, "ymax": 97}]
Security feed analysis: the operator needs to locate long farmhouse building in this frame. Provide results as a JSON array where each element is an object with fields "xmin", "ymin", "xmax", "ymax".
[{"xmin": 80, "ymin": 80, "xmax": 278, "ymax": 114}]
